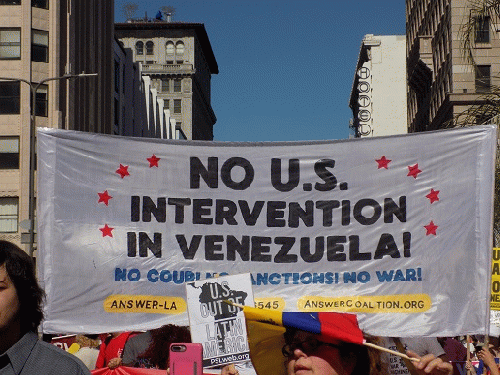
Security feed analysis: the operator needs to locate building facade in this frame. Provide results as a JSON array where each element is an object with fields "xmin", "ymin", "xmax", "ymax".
[
  {"xmin": 0, "ymin": 0, "xmax": 114, "ymax": 249},
  {"xmin": 349, "ymin": 34, "xmax": 407, "ymax": 138},
  {"xmin": 407, "ymin": 0, "xmax": 500, "ymax": 131},
  {"xmin": 115, "ymin": 20, "xmax": 218, "ymax": 140}
]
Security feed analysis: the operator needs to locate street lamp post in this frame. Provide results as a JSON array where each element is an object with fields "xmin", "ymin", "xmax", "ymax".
[{"xmin": 0, "ymin": 72, "xmax": 98, "ymax": 257}]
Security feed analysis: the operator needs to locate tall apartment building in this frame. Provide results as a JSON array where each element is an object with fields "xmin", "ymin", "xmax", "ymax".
[
  {"xmin": 115, "ymin": 20, "xmax": 218, "ymax": 140},
  {"xmin": 349, "ymin": 34, "xmax": 407, "ymax": 138},
  {"xmin": 0, "ymin": 0, "xmax": 114, "ymax": 249},
  {"xmin": 407, "ymin": 0, "xmax": 500, "ymax": 131}
]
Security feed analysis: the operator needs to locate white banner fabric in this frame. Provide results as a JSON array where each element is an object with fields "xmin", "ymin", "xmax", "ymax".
[{"xmin": 37, "ymin": 126, "xmax": 497, "ymax": 337}]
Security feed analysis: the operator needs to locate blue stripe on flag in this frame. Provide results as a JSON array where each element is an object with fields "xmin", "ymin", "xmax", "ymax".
[{"xmin": 282, "ymin": 312, "xmax": 321, "ymax": 334}]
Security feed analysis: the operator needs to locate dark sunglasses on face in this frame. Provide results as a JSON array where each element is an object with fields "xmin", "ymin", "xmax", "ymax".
[{"xmin": 282, "ymin": 337, "xmax": 340, "ymax": 357}]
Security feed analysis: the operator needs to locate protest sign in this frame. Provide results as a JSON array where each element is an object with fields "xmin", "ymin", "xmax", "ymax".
[
  {"xmin": 37, "ymin": 125, "xmax": 497, "ymax": 336},
  {"xmin": 186, "ymin": 274, "xmax": 253, "ymax": 368},
  {"xmin": 491, "ymin": 248, "xmax": 500, "ymax": 310}
]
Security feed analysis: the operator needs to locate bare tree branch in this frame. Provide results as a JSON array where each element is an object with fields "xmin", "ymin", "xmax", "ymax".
[{"xmin": 122, "ymin": 2, "xmax": 138, "ymax": 20}]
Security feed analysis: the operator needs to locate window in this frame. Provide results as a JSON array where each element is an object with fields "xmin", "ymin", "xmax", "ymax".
[
  {"xmin": 176, "ymin": 41, "xmax": 184, "ymax": 55},
  {"xmin": 166, "ymin": 41, "xmax": 174, "ymax": 55},
  {"xmin": 146, "ymin": 41, "xmax": 154, "ymax": 55},
  {"xmin": 0, "ymin": 81, "xmax": 20, "ymax": 114},
  {"xmin": 0, "ymin": 28, "xmax": 20, "ymax": 59},
  {"xmin": 122, "ymin": 67, "xmax": 125, "ymax": 93},
  {"xmin": 164, "ymin": 99, "xmax": 169, "ymax": 110},
  {"xmin": 135, "ymin": 41, "xmax": 143, "ymax": 55},
  {"xmin": 475, "ymin": 65, "xmax": 491, "ymax": 93},
  {"xmin": 176, "ymin": 60, "xmax": 183, "ymax": 64},
  {"xmin": 0, "ymin": 136, "xmax": 19, "ymax": 169},
  {"xmin": 475, "ymin": 114, "xmax": 491, "ymax": 125},
  {"xmin": 33, "ymin": 84, "xmax": 48, "ymax": 116},
  {"xmin": 0, "ymin": 0, "xmax": 21, "ymax": 4},
  {"xmin": 114, "ymin": 60, "xmax": 120, "ymax": 93},
  {"xmin": 166, "ymin": 61, "xmax": 173, "ymax": 65},
  {"xmin": 162, "ymin": 79, "xmax": 170, "ymax": 92},
  {"xmin": 114, "ymin": 98, "xmax": 119, "ymax": 135},
  {"xmin": 32, "ymin": 0, "xmax": 48, "ymax": 8},
  {"xmin": 475, "ymin": 16, "xmax": 490, "ymax": 43},
  {"xmin": 32, "ymin": 29, "xmax": 48, "ymax": 62},
  {"xmin": 173, "ymin": 99, "xmax": 181, "ymax": 114},
  {"xmin": 176, "ymin": 124, "xmax": 186, "ymax": 140},
  {"xmin": 0, "ymin": 197, "xmax": 18, "ymax": 233},
  {"xmin": 173, "ymin": 79, "xmax": 181, "ymax": 93}
]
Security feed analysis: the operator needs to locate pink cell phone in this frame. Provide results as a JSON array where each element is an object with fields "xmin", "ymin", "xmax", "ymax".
[{"xmin": 169, "ymin": 343, "xmax": 203, "ymax": 375}]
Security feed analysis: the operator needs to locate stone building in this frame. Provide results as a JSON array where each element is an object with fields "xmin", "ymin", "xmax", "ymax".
[
  {"xmin": 349, "ymin": 34, "xmax": 407, "ymax": 138},
  {"xmin": 407, "ymin": 0, "xmax": 500, "ymax": 131},
  {"xmin": 115, "ymin": 20, "xmax": 219, "ymax": 140},
  {"xmin": 0, "ymin": 0, "xmax": 114, "ymax": 249}
]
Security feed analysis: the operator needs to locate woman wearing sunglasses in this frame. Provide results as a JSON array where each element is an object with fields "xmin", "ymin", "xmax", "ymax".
[{"xmin": 283, "ymin": 328, "xmax": 453, "ymax": 375}]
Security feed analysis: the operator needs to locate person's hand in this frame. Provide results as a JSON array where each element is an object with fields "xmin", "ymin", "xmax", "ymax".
[
  {"xmin": 477, "ymin": 348, "xmax": 496, "ymax": 368},
  {"xmin": 221, "ymin": 364, "xmax": 239, "ymax": 375},
  {"xmin": 478, "ymin": 348, "xmax": 500, "ymax": 375},
  {"xmin": 465, "ymin": 360, "xmax": 477, "ymax": 375},
  {"xmin": 107, "ymin": 357, "xmax": 123, "ymax": 369},
  {"xmin": 407, "ymin": 350, "xmax": 453, "ymax": 375}
]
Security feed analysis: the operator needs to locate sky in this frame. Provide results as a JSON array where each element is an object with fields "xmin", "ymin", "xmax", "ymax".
[{"xmin": 114, "ymin": 1, "xmax": 405, "ymax": 142}]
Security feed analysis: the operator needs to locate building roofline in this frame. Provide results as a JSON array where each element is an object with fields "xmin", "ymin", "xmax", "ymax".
[
  {"xmin": 349, "ymin": 34, "xmax": 405, "ymax": 107},
  {"xmin": 115, "ymin": 22, "xmax": 218, "ymax": 74}
]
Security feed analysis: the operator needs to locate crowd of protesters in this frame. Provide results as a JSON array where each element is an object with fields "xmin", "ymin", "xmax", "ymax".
[{"xmin": 0, "ymin": 239, "xmax": 497, "ymax": 375}]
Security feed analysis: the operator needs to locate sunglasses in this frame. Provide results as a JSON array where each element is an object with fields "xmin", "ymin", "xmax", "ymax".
[{"xmin": 282, "ymin": 337, "xmax": 340, "ymax": 357}]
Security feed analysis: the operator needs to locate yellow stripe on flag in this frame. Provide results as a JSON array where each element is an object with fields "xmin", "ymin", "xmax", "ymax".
[{"xmin": 242, "ymin": 305, "xmax": 283, "ymax": 326}]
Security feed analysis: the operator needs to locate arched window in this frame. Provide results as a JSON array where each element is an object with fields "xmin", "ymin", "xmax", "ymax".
[
  {"xmin": 166, "ymin": 41, "xmax": 174, "ymax": 55},
  {"xmin": 176, "ymin": 41, "xmax": 184, "ymax": 55},
  {"xmin": 135, "ymin": 41, "xmax": 144, "ymax": 55},
  {"xmin": 146, "ymin": 41, "xmax": 154, "ymax": 55}
]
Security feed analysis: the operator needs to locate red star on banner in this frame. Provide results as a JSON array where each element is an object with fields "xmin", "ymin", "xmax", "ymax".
[
  {"xmin": 407, "ymin": 163, "xmax": 422, "ymax": 179},
  {"xmin": 426, "ymin": 188, "xmax": 440, "ymax": 204},
  {"xmin": 100, "ymin": 224, "xmax": 114, "ymax": 237},
  {"xmin": 424, "ymin": 221, "xmax": 438, "ymax": 236},
  {"xmin": 116, "ymin": 164, "xmax": 130, "ymax": 179},
  {"xmin": 97, "ymin": 190, "xmax": 112, "ymax": 206},
  {"xmin": 147, "ymin": 154, "xmax": 160, "ymax": 168},
  {"xmin": 375, "ymin": 156, "xmax": 391, "ymax": 169}
]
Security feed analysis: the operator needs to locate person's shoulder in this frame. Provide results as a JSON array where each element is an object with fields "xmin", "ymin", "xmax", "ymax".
[
  {"xmin": 125, "ymin": 331, "xmax": 152, "ymax": 347},
  {"xmin": 128, "ymin": 331, "xmax": 150, "ymax": 341},
  {"xmin": 33, "ymin": 340, "xmax": 91, "ymax": 374},
  {"xmin": 404, "ymin": 337, "xmax": 444, "ymax": 356}
]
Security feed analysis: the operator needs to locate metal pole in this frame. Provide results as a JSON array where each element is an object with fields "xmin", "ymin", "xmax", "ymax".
[
  {"xmin": 0, "ymin": 73, "xmax": 97, "ymax": 257},
  {"xmin": 29, "ymin": 84, "xmax": 37, "ymax": 257},
  {"xmin": 27, "ymin": 73, "xmax": 98, "ymax": 257}
]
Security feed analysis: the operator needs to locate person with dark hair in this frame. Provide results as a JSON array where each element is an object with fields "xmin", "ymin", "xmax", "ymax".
[
  {"xmin": 122, "ymin": 324, "xmax": 191, "ymax": 369},
  {"xmin": 0, "ymin": 240, "xmax": 90, "ymax": 374}
]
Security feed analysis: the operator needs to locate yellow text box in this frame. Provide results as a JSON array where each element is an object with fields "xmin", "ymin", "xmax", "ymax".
[
  {"xmin": 103, "ymin": 294, "xmax": 186, "ymax": 314},
  {"xmin": 491, "ymin": 248, "xmax": 500, "ymax": 310},
  {"xmin": 297, "ymin": 294, "xmax": 431, "ymax": 313},
  {"xmin": 254, "ymin": 297, "xmax": 286, "ymax": 311}
]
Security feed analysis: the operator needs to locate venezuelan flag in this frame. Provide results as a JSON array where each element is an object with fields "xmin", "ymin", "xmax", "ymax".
[{"xmin": 240, "ymin": 306, "xmax": 365, "ymax": 375}]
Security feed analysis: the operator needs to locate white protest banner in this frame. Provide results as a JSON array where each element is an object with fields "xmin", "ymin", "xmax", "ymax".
[
  {"xmin": 186, "ymin": 274, "xmax": 253, "ymax": 368},
  {"xmin": 37, "ymin": 126, "xmax": 497, "ymax": 336}
]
